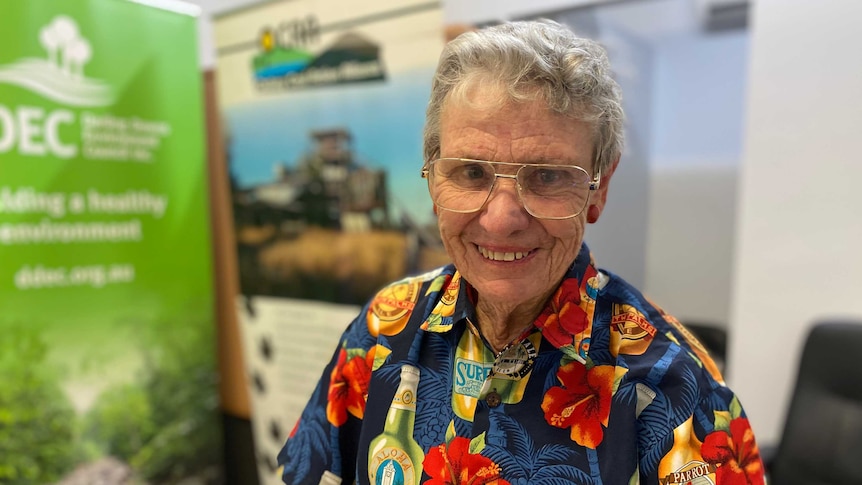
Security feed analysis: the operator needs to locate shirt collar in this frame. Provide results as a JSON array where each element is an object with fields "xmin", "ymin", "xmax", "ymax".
[{"xmin": 424, "ymin": 243, "xmax": 600, "ymax": 363}]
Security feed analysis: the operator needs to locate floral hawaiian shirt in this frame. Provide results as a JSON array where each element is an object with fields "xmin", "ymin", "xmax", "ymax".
[{"xmin": 278, "ymin": 243, "xmax": 765, "ymax": 485}]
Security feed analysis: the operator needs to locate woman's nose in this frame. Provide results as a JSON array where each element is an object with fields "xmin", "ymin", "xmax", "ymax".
[{"xmin": 478, "ymin": 178, "xmax": 531, "ymax": 233}]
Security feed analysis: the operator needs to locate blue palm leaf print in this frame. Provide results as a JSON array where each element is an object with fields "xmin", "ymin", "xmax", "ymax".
[
  {"xmin": 614, "ymin": 380, "xmax": 639, "ymax": 407},
  {"xmin": 484, "ymin": 413, "xmax": 595, "ymax": 482},
  {"xmin": 487, "ymin": 412, "xmax": 535, "ymax": 462},
  {"xmin": 636, "ymin": 388, "xmax": 675, "ymax": 476},
  {"xmin": 531, "ymin": 464, "xmax": 593, "ymax": 484},
  {"xmin": 344, "ymin": 314, "xmax": 375, "ymax": 347},
  {"xmin": 374, "ymin": 361, "xmax": 403, "ymax": 382},
  {"xmin": 640, "ymin": 432, "xmax": 673, "ymax": 477},
  {"xmin": 670, "ymin": 365, "xmax": 701, "ymax": 425},
  {"xmin": 423, "ymin": 332, "xmax": 455, "ymax": 378},
  {"xmin": 586, "ymin": 325, "xmax": 613, "ymax": 365},
  {"xmin": 282, "ymin": 385, "xmax": 330, "ymax": 483},
  {"xmin": 416, "ymin": 396, "xmax": 453, "ymax": 446},
  {"xmin": 415, "ymin": 332, "xmax": 457, "ymax": 446}
]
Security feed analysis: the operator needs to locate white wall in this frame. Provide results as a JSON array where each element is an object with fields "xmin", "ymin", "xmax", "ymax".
[
  {"xmin": 646, "ymin": 166, "xmax": 738, "ymax": 324},
  {"xmin": 645, "ymin": 30, "xmax": 749, "ymax": 327},
  {"xmin": 728, "ymin": 0, "xmax": 862, "ymax": 445},
  {"xmin": 650, "ymin": 32, "xmax": 748, "ymax": 171}
]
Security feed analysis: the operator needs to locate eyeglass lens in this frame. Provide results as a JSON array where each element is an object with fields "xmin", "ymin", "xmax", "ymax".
[{"xmin": 428, "ymin": 159, "xmax": 592, "ymax": 219}]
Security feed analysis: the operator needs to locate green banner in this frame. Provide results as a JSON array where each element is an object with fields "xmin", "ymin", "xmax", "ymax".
[{"xmin": 0, "ymin": 1, "xmax": 219, "ymax": 483}]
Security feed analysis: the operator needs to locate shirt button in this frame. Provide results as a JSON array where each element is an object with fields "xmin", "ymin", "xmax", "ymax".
[{"xmin": 485, "ymin": 391, "xmax": 501, "ymax": 408}]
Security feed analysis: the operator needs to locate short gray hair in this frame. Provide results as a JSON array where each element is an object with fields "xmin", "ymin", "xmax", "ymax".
[{"xmin": 423, "ymin": 19, "xmax": 624, "ymax": 175}]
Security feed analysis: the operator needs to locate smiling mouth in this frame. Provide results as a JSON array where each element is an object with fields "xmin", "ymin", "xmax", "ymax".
[{"xmin": 477, "ymin": 246, "xmax": 532, "ymax": 262}]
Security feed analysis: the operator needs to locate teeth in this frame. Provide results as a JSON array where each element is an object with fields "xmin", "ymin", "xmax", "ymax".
[{"xmin": 479, "ymin": 246, "xmax": 529, "ymax": 261}]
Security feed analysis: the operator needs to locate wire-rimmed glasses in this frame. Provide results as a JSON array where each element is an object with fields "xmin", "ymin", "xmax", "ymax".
[{"xmin": 421, "ymin": 158, "xmax": 601, "ymax": 220}]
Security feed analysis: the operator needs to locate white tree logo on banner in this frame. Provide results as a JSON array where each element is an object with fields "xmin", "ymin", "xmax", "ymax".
[
  {"xmin": 0, "ymin": 15, "xmax": 114, "ymax": 107},
  {"xmin": 41, "ymin": 16, "xmax": 92, "ymax": 79}
]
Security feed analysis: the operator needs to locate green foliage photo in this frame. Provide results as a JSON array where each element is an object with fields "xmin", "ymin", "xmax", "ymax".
[
  {"xmin": 82, "ymin": 313, "xmax": 222, "ymax": 483},
  {"xmin": 0, "ymin": 312, "xmax": 220, "ymax": 484},
  {"xmin": 0, "ymin": 326, "xmax": 79, "ymax": 484}
]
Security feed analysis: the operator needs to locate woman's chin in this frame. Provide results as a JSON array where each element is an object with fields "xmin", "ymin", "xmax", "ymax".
[{"xmin": 472, "ymin": 280, "xmax": 544, "ymax": 311}]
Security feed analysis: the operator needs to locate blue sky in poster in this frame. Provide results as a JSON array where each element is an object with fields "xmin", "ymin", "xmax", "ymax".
[{"xmin": 225, "ymin": 68, "xmax": 437, "ymax": 226}]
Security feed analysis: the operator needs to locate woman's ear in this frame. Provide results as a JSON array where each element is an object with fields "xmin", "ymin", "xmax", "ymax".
[{"xmin": 586, "ymin": 156, "xmax": 620, "ymax": 224}]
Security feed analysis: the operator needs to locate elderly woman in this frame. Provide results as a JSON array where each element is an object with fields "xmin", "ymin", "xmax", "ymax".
[{"xmin": 279, "ymin": 20, "xmax": 765, "ymax": 485}]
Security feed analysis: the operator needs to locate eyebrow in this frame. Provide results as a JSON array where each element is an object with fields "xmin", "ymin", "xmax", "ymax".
[{"xmin": 448, "ymin": 156, "xmax": 587, "ymax": 168}]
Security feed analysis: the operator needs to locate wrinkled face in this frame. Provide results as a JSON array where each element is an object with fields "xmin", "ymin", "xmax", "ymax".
[{"xmin": 435, "ymin": 88, "xmax": 599, "ymax": 310}]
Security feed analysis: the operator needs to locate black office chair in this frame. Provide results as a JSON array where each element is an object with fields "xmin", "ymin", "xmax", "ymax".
[{"xmin": 767, "ymin": 321, "xmax": 862, "ymax": 485}]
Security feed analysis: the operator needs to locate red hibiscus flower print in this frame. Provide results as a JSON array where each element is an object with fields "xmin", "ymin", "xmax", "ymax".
[
  {"xmin": 536, "ymin": 278, "xmax": 590, "ymax": 349},
  {"xmin": 702, "ymin": 417, "xmax": 765, "ymax": 485},
  {"xmin": 541, "ymin": 363, "xmax": 614, "ymax": 448},
  {"xmin": 423, "ymin": 437, "xmax": 511, "ymax": 485},
  {"xmin": 326, "ymin": 346, "xmax": 375, "ymax": 426}
]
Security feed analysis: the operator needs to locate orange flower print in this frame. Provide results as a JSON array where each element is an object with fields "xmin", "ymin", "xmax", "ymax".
[
  {"xmin": 423, "ymin": 437, "xmax": 511, "ymax": 485},
  {"xmin": 541, "ymin": 363, "xmax": 614, "ymax": 448},
  {"xmin": 702, "ymin": 417, "xmax": 765, "ymax": 485},
  {"xmin": 326, "ymin": 346, "xmax": 375, "ymax": 427},
  {"xmin": 535, "ymin": 278, "xmax": 590, "ymax": 349}
]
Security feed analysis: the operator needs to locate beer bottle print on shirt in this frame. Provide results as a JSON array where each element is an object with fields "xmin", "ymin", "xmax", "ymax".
[{"xmin": 368, "ymin": 365, "xmax": 424, "ymax": 485}]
